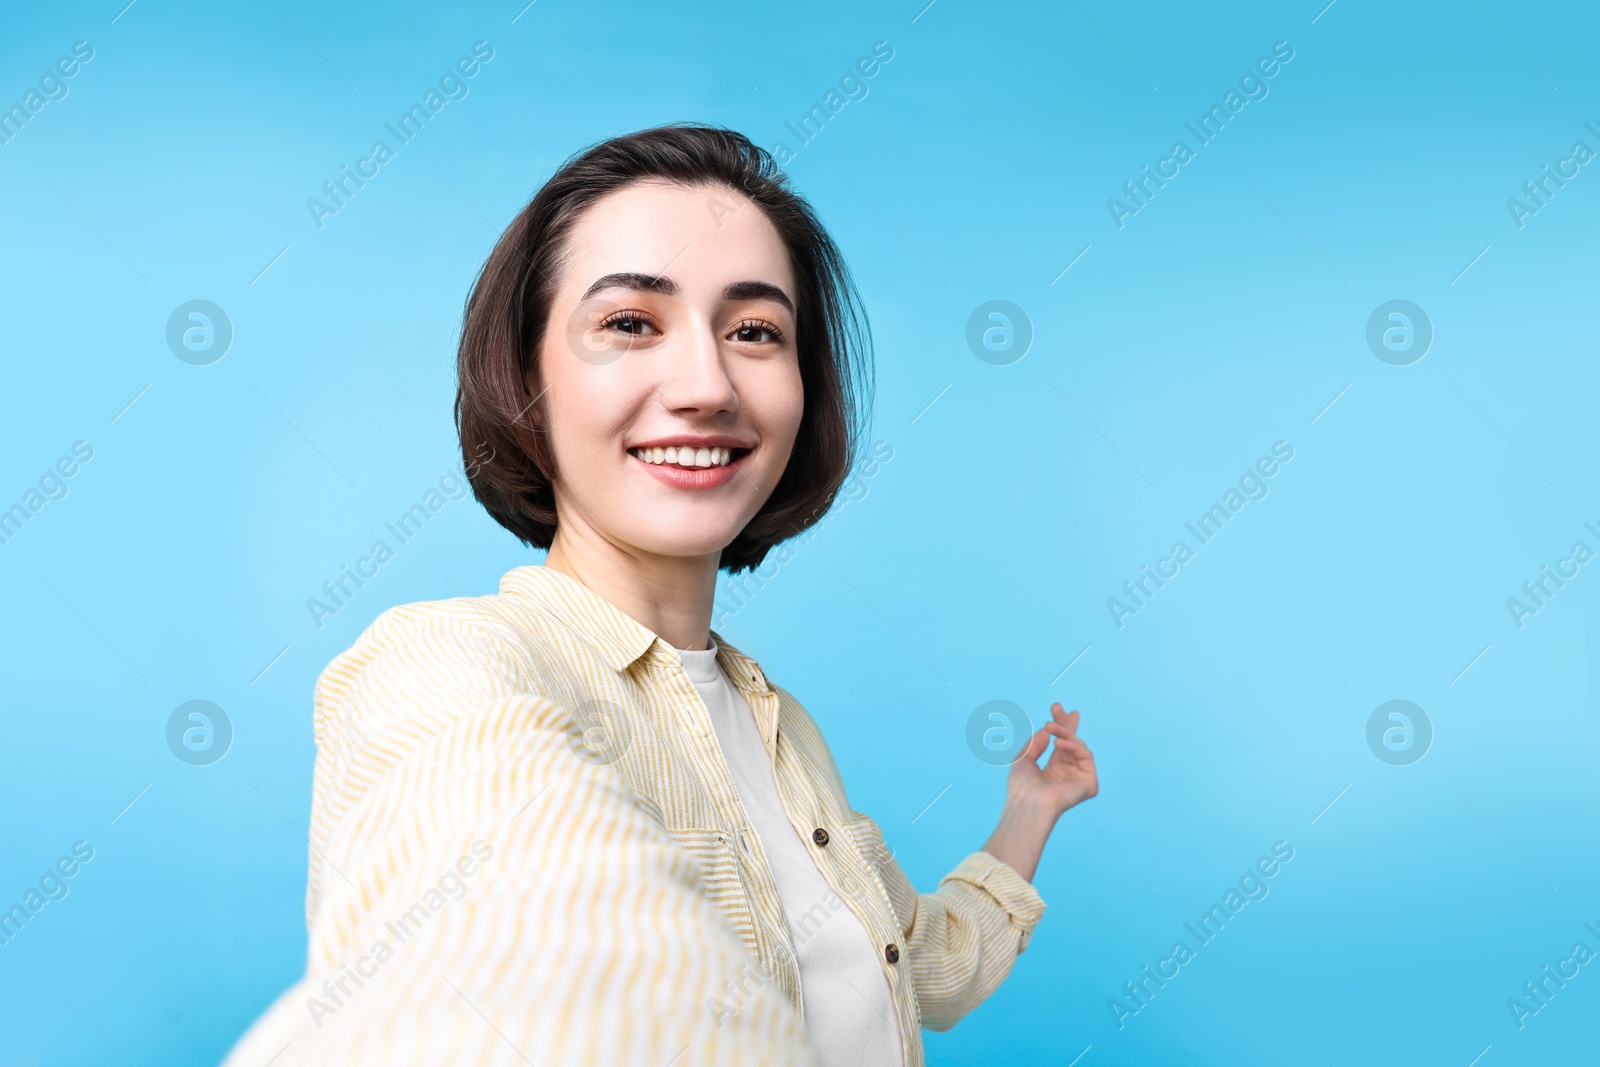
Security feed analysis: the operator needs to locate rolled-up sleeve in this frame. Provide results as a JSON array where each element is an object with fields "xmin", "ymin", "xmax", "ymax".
[
  {"xmin": 849, "ymin": 809, "xmax": 1047, "ymax": 1033},
  {"xmin": 223, "ymin": 604, "xmax": 821, "ymax": 1067}
]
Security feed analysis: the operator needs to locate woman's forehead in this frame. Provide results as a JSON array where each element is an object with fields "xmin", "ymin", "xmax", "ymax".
[{"xmin": 560, "ymin": 181, "xmax": 794, "ymax": 297}]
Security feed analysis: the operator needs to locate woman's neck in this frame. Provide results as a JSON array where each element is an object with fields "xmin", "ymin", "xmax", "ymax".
[{"xmin": 544, "ymin": 529, "xmax": 719, "ymax": 651}]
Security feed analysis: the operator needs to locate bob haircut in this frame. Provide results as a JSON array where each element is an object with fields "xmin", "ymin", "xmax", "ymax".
[{"xmin": 454, "ymin": 123, "xmax": 873, "ymax": 574}]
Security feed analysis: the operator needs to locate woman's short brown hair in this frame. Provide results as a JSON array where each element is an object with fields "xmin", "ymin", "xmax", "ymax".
[{"xmin": 454, "ymin": 123, "xmax": 873, "ymax": 574}]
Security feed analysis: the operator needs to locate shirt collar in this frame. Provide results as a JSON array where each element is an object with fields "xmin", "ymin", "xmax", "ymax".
[
  {"xmin": 499, "ymin": 563, "xmax": 778, "ymax": 759},
  {"xmin": 499, "ymin": 564, "xmax": 659, "ymax": 672},
  {"xmin": 497, "ymin": 564, "xmax": 771, "ymax": 694}
]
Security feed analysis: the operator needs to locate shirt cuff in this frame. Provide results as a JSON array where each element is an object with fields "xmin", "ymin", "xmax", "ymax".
[{"xmin": 942, "ymin": 849, "xmax": 1048, "ymax": 954}]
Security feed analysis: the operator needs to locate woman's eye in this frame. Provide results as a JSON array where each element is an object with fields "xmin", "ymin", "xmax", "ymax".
[
  {"xmin": 733, "ymin": 323, "xmax": 780, "ymax": 344},
  {"xmin": 601, "ymin": 313, "xmax": 657, "ymax": 336}
]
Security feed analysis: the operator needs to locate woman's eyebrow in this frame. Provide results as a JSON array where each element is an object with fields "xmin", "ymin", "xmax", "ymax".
[
  {"xmin": 580, "ymin": 273, "xmax": 794, "ymax": 315},
  {"xmin": 583, "ymin": 272, "xmax": 676, "ymax": 300},
  {"xmin": 723, "ymin": 280, "xmax": 793, "ymax": 315}
]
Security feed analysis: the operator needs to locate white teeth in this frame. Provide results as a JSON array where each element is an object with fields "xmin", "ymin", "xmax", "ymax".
[{"xmin": 631, "ymin": 445, "xmax": 736, "ymax": 468}]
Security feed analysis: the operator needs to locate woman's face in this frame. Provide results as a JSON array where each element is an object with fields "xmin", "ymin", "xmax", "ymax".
[{"xmin": 534, "ymin": 180, "xmax": 804, "ymax": 566}]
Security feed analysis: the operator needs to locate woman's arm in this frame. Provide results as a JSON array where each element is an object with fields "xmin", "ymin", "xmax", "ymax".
[
  {"xmin": 225, "ymin": 602, "xmax": 822, "ymax": 1067},
  {"xmin": 981, "ymin": 703, "xmax": 1099, "ymax": 882},
  {"xmin": 842, "ymin": 704, "xmax": 1097, "ymax": 1032}
]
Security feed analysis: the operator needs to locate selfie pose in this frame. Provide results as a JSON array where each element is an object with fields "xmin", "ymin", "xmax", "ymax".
[{"xmin": 225, "ymin": 124, "xmax": 1099, "ymax": 1066}]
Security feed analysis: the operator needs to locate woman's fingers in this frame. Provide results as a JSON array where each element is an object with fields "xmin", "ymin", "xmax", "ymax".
[
  {"xmin": 1044, "ymin": 719, "xmax": 1081, "ymax": 742},
  {"xmin": 1032, "ymin": 710, "xmax": 1094, "ymax": 773},
  {"xmin": 1042, "ymin": 726, "xmax": 1093, "ymax": 762},
  {"xmin": 1048, "ymin": 705, "xmax": 1082, "ymax": 733},
  {"xmin": 1019, "ymin": 724, "xmax": 1051, "ymax": 762}
]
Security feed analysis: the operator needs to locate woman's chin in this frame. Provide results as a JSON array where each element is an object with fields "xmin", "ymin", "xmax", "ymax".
[{"xmin": 620, "ymin": 528, "xmax": 744, "ymax": 563}]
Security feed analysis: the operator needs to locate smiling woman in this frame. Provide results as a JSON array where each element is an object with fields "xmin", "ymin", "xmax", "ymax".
[
  {"xmin": 455, "ymin": 125, "xmax": 871, "ymax": 577},
  {"xmin": 223, "ymin": 123, "xmax": 1098, "ymax": 1067}
]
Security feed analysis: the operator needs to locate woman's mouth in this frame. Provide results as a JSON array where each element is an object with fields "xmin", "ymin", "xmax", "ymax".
[{"xmin": 627, "ymin": 444, "xmax": 752, "ymax": 489}]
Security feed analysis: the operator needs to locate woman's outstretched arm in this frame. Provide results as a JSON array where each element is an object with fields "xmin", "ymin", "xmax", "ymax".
[{"xmin": 224, "ymin": 600, "xmax": 821, "ymax": 1067}]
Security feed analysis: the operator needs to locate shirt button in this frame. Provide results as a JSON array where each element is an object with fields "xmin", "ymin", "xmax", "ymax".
[
  {"xmin": 812, "ymin": 827, "xmax": 829, "ymax": 847},
  {"xmin": 885, "ymin": 944, "xmax": 900, "ymax": 964}
]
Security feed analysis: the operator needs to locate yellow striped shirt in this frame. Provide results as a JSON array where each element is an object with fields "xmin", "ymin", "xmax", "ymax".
[{"xmin": 224, "ymin": 563, "xmax": 1046, "ymax": 1066}]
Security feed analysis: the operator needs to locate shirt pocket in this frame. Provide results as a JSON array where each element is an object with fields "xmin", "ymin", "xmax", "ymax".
[
  {"xmin": 839, "ymin": 809, "xmax": 893, "ymax": 869},
  {"xmin": 839, "ymin": 810, "xmax": 916, "ymax": 937},
  {"xmin": 665, "ymin": 825, "xmax": 763, "ymax": 946}
]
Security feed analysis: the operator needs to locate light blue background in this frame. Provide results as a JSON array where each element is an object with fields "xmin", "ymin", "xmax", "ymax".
[{"xmin": 2, "ymin": 0, "xmax": 1596, "ymax": 1063}]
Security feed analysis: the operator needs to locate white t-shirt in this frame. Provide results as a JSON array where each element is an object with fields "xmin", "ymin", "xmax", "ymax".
[{"xmin": 675, "ymin": 641, "xmax": 904, "ymax": 1067}]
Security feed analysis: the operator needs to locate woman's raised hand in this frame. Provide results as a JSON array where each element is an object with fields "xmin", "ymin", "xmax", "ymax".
[{"xmin": 1008, "ymin": 703, "xmax": 1098, "ymax": 819}]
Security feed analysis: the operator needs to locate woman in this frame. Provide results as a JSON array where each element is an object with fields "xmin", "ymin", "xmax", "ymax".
[{"xmin": 225, "ymin": 124, "xmax": 1098, "ymax": 1067}]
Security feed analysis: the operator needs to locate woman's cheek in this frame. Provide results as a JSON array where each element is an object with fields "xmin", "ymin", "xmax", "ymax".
[{"xmin": 769, "ymin": 356, "xmax": 806, "ymax": 439}]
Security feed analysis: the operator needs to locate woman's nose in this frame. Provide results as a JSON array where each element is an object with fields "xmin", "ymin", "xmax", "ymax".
[{"xmin": 658, "ymin": 323, "xmax": 738, "ymax": 413}]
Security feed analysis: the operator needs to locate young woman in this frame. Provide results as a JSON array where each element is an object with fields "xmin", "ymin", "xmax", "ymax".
[{"xmin": 225, "ymin": 124, "xmax": 1097, "ymax": 1067}]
